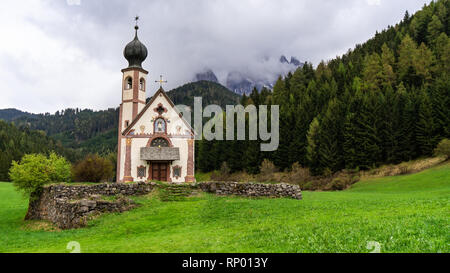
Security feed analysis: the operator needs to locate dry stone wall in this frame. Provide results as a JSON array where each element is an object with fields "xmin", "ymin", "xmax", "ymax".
[
  {"xmin": 26, "ymin": 182, "xmax": 156, "ymax": 229},
  {"xmin": 26, "ymin": 181, "xmax": 301, "ymax": 229},
  {"xmin": 199, "ymin": 182, "xmax": 302, "ymax": 200}
]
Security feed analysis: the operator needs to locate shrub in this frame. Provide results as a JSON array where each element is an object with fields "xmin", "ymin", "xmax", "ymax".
[
  {"xmin": 302, "ymin": 181, "xmax": 314, "ymax": 190},
  {"xmin": 256, "ymin": 159, "xmax": 278, "ymax": 182},
  {"xmin": 211, "ymin": 162, "xmax": 231, "ymax": 181},
  {"xmin": 9, "ymin": 153, "xmax": 71, "ymax": 197},
  {"xmin": 286, "ymin": 162, "xmax": 310, "ymax": 185},
  {"xmin": 229, "ymin": 171, "xmax": 254, "ymax": 182},
  {"xmin": 434, "ymin": 138, "xmax": 450, "ymax": 159},
  {"xmin": 324, "ymin": 170, "xmax": 360, "ymax": 191},
  {"xmin": 328, "ymin": 178, "xmax": 347, "ymax": 190},
  {"xmin": 72, "ymin": 154, "xmax": 114, "ymax": 182},
  {"xmin": 323, "ymin": 168, "xmax": 333, "ymax": 178}
]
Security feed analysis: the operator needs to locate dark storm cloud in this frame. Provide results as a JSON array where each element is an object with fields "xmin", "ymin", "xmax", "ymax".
[{"xmin": 0, "ymin": 0, "xmax": 431, "ymax": 113}]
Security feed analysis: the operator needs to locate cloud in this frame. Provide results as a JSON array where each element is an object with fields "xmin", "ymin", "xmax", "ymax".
[
  {"xmin": 0, "ymin": 0, "xmax": 431, "ymax": 113},
  {"xmin": 367, "ymin": 0, "xmax": 382, "ymax": 6}
]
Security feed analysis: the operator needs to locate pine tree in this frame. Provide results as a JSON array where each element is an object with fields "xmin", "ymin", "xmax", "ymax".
[
  {"xmin": 380, "ymin": 43, "xmax": 396, "ymax": 88},
  {"xmin": 398, "ymin": 35, "xmax": 419, "ymax": 86},
  {"xmin": 434, "ymin": 33, "xmax": 450, "ymax": 75},
  {"xmin": 378, "ymin": 86, "xmax": 397, "ymax": 163},
  {"xmin": 244, "ymin": 140, "xmax": 261, "ymax": 175},
  {"xmin": 415, "ymin": 90, "xmax": 436, "ymax": 156},
  {"xmin": 392, "ymin": 83, "xmax": 415, "ymax": 162},
  {"xmin": 197, "ymin": 139, "xmax": 216, "ymax": 172},
  {"xmin": 343, "ymin": 112, "xmax": 359, "ymax": 170},
  {"xmin": 306, "ymin": 117, "xmax": 320, "ymax": 175},
  {"xmin": 427, "ymin": 15, "xmax": 444, "ymax": 46},
  {"xmin": 343, "ymin": 91, "xmax": 381, "ymax": 170},
  {"xmin": 403, "ymin": 10, "xmax": 410, "ymax": 24},
  {"xmin": 414, "ymin": 43, "xmax": 435, "ymax": 86},
  {"xmin": 430, "ymin": 75, "xmax": 450, "ymax": 140},
  {"xmin": 363, "ymin": 53, "xmax": 383, "ymax": 91},
  {"xmin": 317, "ymin": 99, "xmax": 345, "ymax": 173}
]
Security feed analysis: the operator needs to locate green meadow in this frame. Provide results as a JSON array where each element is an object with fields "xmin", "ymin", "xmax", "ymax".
[{"xmin": 0, "ymin": 163, "xmax": 449, "ymax": 253}]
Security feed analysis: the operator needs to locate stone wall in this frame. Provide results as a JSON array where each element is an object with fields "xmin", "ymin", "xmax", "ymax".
[
  {"xmin": 26, "ymin": 182, "xmax": 156, "ymax": 229},
  {"xmin": 26, "ymin": 181, "xmax": 301, "ymax": 229},
  {"xmin": 198, "ymin": 182, "xmax": 302, "ymax": 200}
]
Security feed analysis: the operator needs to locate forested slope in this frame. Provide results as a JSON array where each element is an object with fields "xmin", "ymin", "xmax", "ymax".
[{"xmin": 197, "ymin": 0, "xmax": 450, "ymax": 175}]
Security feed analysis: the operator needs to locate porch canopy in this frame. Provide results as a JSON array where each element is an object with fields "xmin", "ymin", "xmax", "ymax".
[{"xmin": 140, "ymin": 147, "xmax": 180, "ymax": 161}]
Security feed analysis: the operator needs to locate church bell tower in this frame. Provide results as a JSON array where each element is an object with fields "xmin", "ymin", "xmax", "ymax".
[
  {"xmin": 117, "ymin": 19, "xmax": 148, "ymax": 182},
  {"xmin": 120, "ymin": 20, "xmax": 148, "ymax": 130}
]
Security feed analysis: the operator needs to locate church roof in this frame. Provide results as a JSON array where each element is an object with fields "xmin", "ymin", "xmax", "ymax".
[
  {"xmin": 122, "ymin": 87, "xmax": 195, "ymax": 136},
  {"xmin": 123, "ymin": 26, "xmax": 148, "ymax": 69}
]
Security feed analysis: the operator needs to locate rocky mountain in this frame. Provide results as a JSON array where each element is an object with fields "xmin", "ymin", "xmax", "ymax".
[
  {"xmin": 225, "ymin": 71, "xmax": 273, "ymax": 95},
  {"xmin": 289, "ymin": 56, "xmax": 302, "ymax": 66},
  {"xmin": 193, "ymin": 69, "xmax": 219, "ymax": 83},
  {"xmin": 193, "ymin": 55, "xmax": 304, "ymax": 95},
  {"xmin": 279, "ymin": 55, "xmax": 289, "ymax": 64}
]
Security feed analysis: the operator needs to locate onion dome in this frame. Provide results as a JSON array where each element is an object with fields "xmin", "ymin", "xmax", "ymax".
[{"xmin": 123, "ymin": 25, "xmax": 148, "ymax": 68}]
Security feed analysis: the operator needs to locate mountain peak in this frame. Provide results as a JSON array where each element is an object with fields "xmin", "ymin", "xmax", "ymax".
[
  {"xmin": 192, "ymin": 55, "xmax": 304, "ymax": 95},
  {"xmin": 193, "ymin": 69, "xmax": 219, "ymax": 83},
  {"xmin": 290, "ymin": 56, "xmax": 302, "ymax": 66},
  {"xmin": 279, "ymin": 55, "xmax": 289, "ymax": 64}
]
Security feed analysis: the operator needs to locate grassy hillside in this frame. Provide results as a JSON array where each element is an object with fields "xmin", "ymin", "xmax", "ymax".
[{"xmin": 0, "ymin": 163, "xmax": 448, "ymax": 253}]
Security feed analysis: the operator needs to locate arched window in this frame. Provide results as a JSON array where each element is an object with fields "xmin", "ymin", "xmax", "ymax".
[
  {"xmin": 125, "ymin": 77, "xmax": 132, "ymax": 89},
  {"xmin": 139, "ymin": 78, "xmax": 145, "ymax": 90},
  {"xmin": 154, "ymin": 118, "xmax": 166, "ymax": 133},
  {"xmin": 151, "ymin": 137, "xmax": 169, "ymax": 147}
]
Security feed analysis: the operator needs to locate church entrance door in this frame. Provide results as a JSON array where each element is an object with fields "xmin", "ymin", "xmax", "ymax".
[{"xmin": 152, "ymin": 162, "xmax": 168, "ymax": 181}]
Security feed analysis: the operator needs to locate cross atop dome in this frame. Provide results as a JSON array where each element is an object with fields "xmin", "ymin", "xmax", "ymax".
[
  {"xmin": 123, "ymin": 16, "xmax": 148, "ymax": 69},
  {"xmin": 135, "ymin": 15, "xmax": 139, "ymax": 26}
]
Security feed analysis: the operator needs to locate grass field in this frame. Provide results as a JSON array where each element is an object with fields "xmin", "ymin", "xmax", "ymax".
[{"xmin": 0, "ymin": 163, "xmax": 449, "ymax": 253}]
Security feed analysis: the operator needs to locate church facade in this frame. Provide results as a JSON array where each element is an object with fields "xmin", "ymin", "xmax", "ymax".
[{"xmin": 116, "ymin": 24, "xmax": 195, "ymax": 183}]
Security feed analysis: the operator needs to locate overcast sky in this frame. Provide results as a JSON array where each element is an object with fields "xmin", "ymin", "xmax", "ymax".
[{"xmin": 0, "ymin": 0, "xmax": 431, "ymax": 114}]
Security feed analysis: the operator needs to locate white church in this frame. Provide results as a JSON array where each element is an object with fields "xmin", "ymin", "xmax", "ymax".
[{"xmin": 116, "ymin": 23, "xmax": 195, "ymax": 183}]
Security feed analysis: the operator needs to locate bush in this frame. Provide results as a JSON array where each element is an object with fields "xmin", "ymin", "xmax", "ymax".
[
  {"xmin": 285, "ymin": 162, "xmax": 310, "ymax": 185},
  {"xmin": 9, "ymin": 153, "xmax": 71, "ymax": 197},
  {"xmin": 72, "ymin": 154, "xmax": 114, "ymax": 182},
  {"xmin": 256, "ymin": 159, "xmax": 278, "ymax": 182},
  {"xmin": 328, "ymin": 178, "xmax": 347, "ymax": 191},
  {"xmin": 434, "ymin": 139, "xmax": 450, "ymax": 159},
  {"xmin": 328, "ymin": 170, "xmax": 360, "ymax": 191}
]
